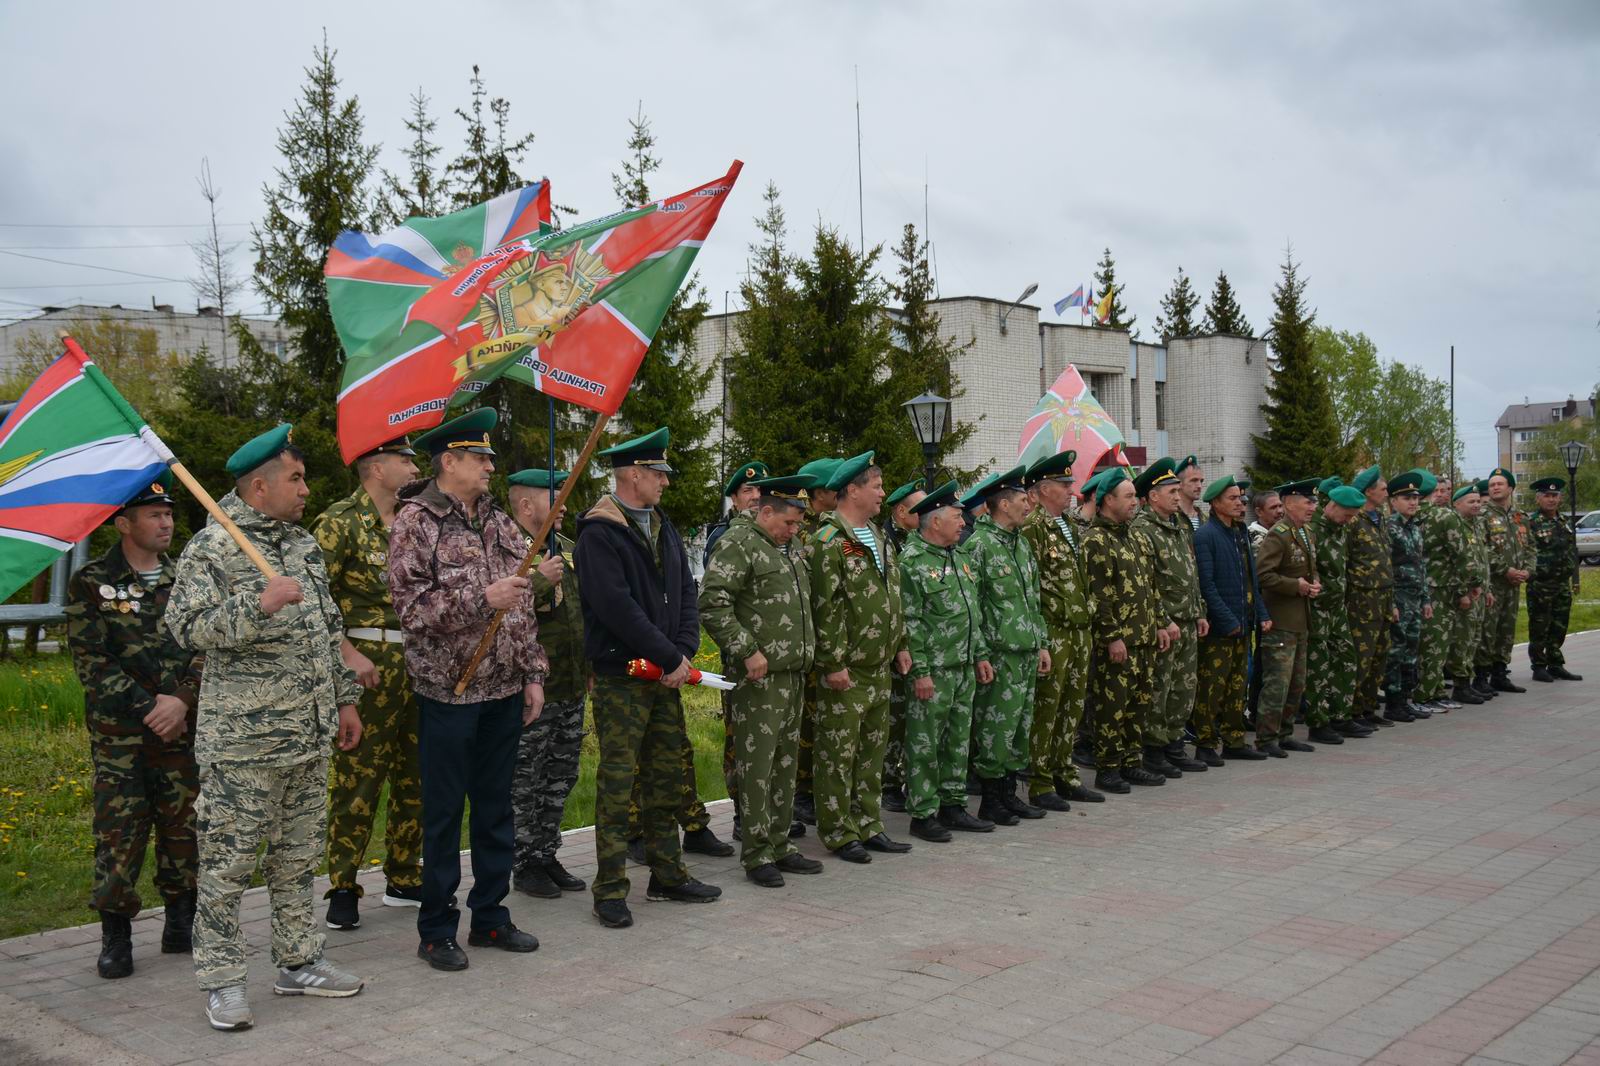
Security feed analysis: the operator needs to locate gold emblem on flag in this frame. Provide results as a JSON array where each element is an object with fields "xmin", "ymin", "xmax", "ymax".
[{"xmin": 451, "ymin": 241, "xmax": 614, "ymax": 383}]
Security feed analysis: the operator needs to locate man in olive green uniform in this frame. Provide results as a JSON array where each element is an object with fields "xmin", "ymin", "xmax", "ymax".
[
  {"xmin": 1308, "ymin": 485, "xmax": 1371, "ymax": 741},
  {"xmin": 700, "ymin": 475, "xmax": 826, "ymax": 886},
  {"xmin": 1083, "ymin": 468, "xmax": 1166, "ymax": 793},
  {"xmin": 1132, "ymin": 458, "xmax": 1208, "ymax": 776},
  {"xmin": 1477, "ymin": 468, "xmax": 1534, "ymax": 692},
  {"xmin": 899, "ymin": 481, "xmax": 993, "ymax": 840},
  {"xmin": 1465, "ymin": 480, "xmax": 1502, "ymax": 701},
  {"xmin": 1446, "ymin": 483, "xmax": 1491, "ymax": 705},
  {"xmin": 807, "ymin": 452, "xmax": 913, "ymax": 862},
  {"xmin": 1527, "ymin": 476, "xmax": 1583, "ymax": 683},
  {"xmin": 1254, "ymin": 479, "xmax": 1321, "ymax": 754},
  {"xmin": 67, "ymin": 473, "xmax": 201, "ymax": 980},
  {"xmin": 1346, "ymin": 466, "xmax": 1398, "ymax": 730},
  {"xmin": 312, "ymin": 437, "xmax": 422, "ymax": 931},
  {"xmin": 881, "ymin": 477, "xmax": 926, "ymax": 812},
  {"xmin": 1416, "ymin": 475, "xmax": 1461, "ymax": 710},
  {"xmin": 792, "ymin": 456, "xmax": 841, "ymax": 825},
  {"xmin": 1020, "ymin": 451, "xmax": 1102, "ymax": 809}
]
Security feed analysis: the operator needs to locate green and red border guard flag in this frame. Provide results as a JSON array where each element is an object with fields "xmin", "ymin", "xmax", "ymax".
[
  {"xmin": 1017, "ymin": 364, "xmax": 1131, "ymax": 487},
  {"xmin": 327, "ymin": 161, "xmax": 743, "ymax": 462}
]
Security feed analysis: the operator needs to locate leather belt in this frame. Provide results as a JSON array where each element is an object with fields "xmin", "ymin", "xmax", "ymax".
[{"xmin": 347, "ymin": 627, "xmax": 404, "ymax": 644}]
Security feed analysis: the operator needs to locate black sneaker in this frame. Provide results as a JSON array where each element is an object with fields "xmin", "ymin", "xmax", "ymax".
[
  {"xmin": 467, "ymin": 922, "xmax": 538, "ymax": 953},
  {"xmin": 775, "ymin": 853, "xmax": 824, "ymax": 874},
  {"xmin": 746, "ymin": 863, "xmax": 785, "ymax": 888},
  {"xmin": 381, "ymin": 883, "xmax": 423, "ymax": 908},
  {"xmin": 324, "ymin": 888, "xmax": 360, "ymax": 930},
  {"xmin": 682, "ymin": 827, "xmax": 734, "ymax": 857},
  {"xmin": 543, "ymin": 859, "xmax": 586, "ymax": 893},
  {"xmin": 645, "ymin": 875, "xmax": 722, "ymax": 903},
  {"xmin": 594, "ymin": 899, "xmax": 633, "ymax": 928},
  {"xmin": 417, "ymin": 937, "xmax": 468, "ymax": 971},
  {"xmin": 514, "ymin": 865, "xmax": 561, "ymax": 899}
]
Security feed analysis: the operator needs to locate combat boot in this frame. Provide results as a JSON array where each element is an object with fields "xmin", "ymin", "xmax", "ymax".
[
  {"xmin": 999, "ymin": 774, "xmax": 1046, "ymax": 819},
  {"xmin": 1165, "ymin": 740, "xmax": 1207, "ymax": 772},
  {"xmin": 542, "ymin": 858, "xmax": 586, "ymax": 893},
  {"xmin": 880, "ymin": 786, "xmax": 907, "ymax": 813},
  {"xmin": 683, "ymin": 827, "xmax": 734, "ymax": 857},
  {"xmin": 514, "ymin": 865, "xmax": 561, "ymax": 899},
  {"xmin": 1122, "ymin": 766, "xmax": 1167, "ymax": 786},
  {"xmin": 1491, "ymin": 667, "xmax": 1526, "ymax": 693},
  {"xmin": 1309, "ymin": 725, "xmax": 1345, "ymax": 745},
  {"xmin": 161, "ymin": 890, "xmax": 195, "ymax": 954},
  {"xmin": 792, "ymin": 792, "xmax": 817, "ymax": 826},
  {"xmin": 1550, "ymin": 665, "xmax": 1584, "ymax": 681},
  {"xmin": 938, "ymin": 805, "xmax": 996, "ymax": 832},
  {"xmin": 1472, "ymin": 669, "xmax": 1497, "ymax": 699},
  {"xmin": 977, "ymin": 779, "xmax": 1020, "ymax": 827},
  {"xmin": 909, "ymin": 816, "xmax": 953, "ymax": 843},
  {"xmin": 1382, "ymin": 695, "xmax": 1415, "ymax": 723},
  {"xmin": 97, "ymin": 913, "xmax": 133, "ymax": 979},
  {"xmin": 1532, "ymin": 665, "xmax": 1556, "ymax": 683},
  {"xmin": 1451, "ymin": 677, "xmax": 1484, "ymax": 705},
  {"xmin": 1093, "ymin": 768, "xmax": 1131, "ymax": 794},
  {"xmin": 1142, "ymin": 744, "xmax": 1182, "ymax": 779},
  {"xmin": 1193, "ymin": 747, "xmax": 1225, "ymax": 768}
]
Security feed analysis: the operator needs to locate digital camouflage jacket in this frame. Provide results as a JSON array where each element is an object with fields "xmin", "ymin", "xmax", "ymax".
[
  {"xmin": 311, "ymin": 487, "xmax": 400, "ymax": 631},
  {"xmin": 1019, "ymin": 508, "xmax": 1092, "ymax": 630},
  {"xmin": 1482, "ymin": 500, "xmax": 1533, "ymax": 585},
  {"xmin": 1309, "ymin": 511, "xmax": 1349, "ymax": 629},
  {"xmin": 807, "ymin": 512, "xmax": 908, "ymax": 674},
  {"xmin": 1347, "ymin": 508, "xmax": 1395, "ymax": 592},
  {"xmin": 1387, "ymin": 511, "xmax": 1430, "ymax": 603},
  {"xmin": 1131, "ymin": 508, "xmax": 1203, "ymax": 626},
  {"xmin": 1529, "ymin": 511, "xmax": 1577, "ymax": 586},
  {"xmin": 1083, "ymin": 514, "xmax": 1160, "ymax": 648},
  {"xmin": 699, "ymin": 518, "xmax": 816, "ymax": 677},
  {"xmin": 1420, "ymin": 502, "xmax": 1455, "ymax": 592},
  {"xmin": 963, "ymin": 515, "xmax": 1045, "ymax": 654},
  {"xmin": 899, "ymin": 533, "xmax": 986, "ymax": 679}
]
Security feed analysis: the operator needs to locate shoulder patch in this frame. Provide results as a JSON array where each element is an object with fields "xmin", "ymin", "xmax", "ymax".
[{"xmin": 815, "ymin": 526, "xmax": 840, "ymax": 545}]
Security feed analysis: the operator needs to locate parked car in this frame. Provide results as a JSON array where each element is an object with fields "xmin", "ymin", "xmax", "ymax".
[{"xmin": 1576, "ymin": 510, "xmax": 1600, "ymax": 564}]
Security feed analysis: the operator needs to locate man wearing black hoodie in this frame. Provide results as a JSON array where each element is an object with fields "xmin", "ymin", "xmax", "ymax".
[{"xmin": 576, "ymin": 428, "xmax": 722, "ymax": 930}]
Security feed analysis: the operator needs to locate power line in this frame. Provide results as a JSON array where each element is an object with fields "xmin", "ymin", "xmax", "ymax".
[
  {"xmin": 0, "ymin": 242, "xmax": 199, "ymax": 251},
  {"xmin": 0, "ymin": 221, "xmax": 251, "ymax": 229},
  {"xmin": 0, "ymin": 249, "xmax": 186, "ymax": 282},
  {"xmin": 0, "ymin": 280, "xmax": 175, "ymax": 290}
]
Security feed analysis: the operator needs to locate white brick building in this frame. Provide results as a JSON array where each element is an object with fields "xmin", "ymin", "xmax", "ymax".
[
  {"xmin": 689, "ymin": 295, "xmax": 1271, "ymax": 485},
  {"xmin": 0, "ymin": 303, "xmax": 293, "ymax": 376}
]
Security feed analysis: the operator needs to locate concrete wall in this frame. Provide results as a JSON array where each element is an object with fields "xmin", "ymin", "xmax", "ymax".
[{"xmin": 0, "ymin": 304, "xmax": 294, "ymax": 376}]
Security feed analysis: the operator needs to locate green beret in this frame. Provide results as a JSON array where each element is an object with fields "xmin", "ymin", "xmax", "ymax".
[
  {"xmin": 1078, "ymin": 471, "xmax": 1105, "ymax": 499},
  {"xmin": 1412, "ymin": 468, "xmax": 1438, "ymax": 495},
  {"xmin": 827, "ymin": 450, "xmax": 876, "ymax": 491},
  {"xmin": 1328, "ymin": 485, "xmax": 1365, "ymax": 508},
  {"xmin": 1452, "ymin": 483, "xmax": 1480, "ymax": 503},
  {"xmin": 750, "ymin": 474, "xmax": 810, "ymax": 504},
  {"xmin": 1532, "ymin": 476, "xmax": 1566, "ymax": 493},
  {"xmin": 1487, "ymin": 466, "xmax": 1516, "ymax": 489},
  {"xmin": 1023, "ymin": 449, "xmax": 1077, "ymax": 486},
  {"xmin": 958, "ymin": 478, "xmax": 990, "ymax": 511},
  {"xmin": 1201, "ymin": 475, "xmax": 1247, "ymax": 504},
  {"xmin": 1175, "ymin": 455, "xmax": 1199, "ymax": 474},
  {"xmin": 414, "ymin": 408, "xmax": 497, "ymax": 458},
  {"xmin": 1386, "ymin": 470, "xmax": 1425, "ymax": 495},
  {"xmin": 724, "ymin": 460, "xmax": 769, "ymax": 496},
  {"xmin": 910, "ymin": 479, "xmax": 961, "ymax": 516},
  {"xmin": 1475, "ymin": 478, "xmax": 1491, "ymax": 495},
  {"xmin": 1095, "ymin": 467, "xmax": 1132, "ymax": 502},
  {"xmin": 885, "ymin": 478, "xmax": 924, "ymax": 508},
  {"xmin": 507, "ymin": 468, "xmax": 569, "ymax": 491},
  {"xmin": 225, "ymin": 423, "xmax": 295, "ymax": 479},
  {"xmin": 598, "ymin": 426, "xmax": 672, "ymax": 472},
  {"xmin": 1133, "ymin": 457, "xmax": 1180, "ymax": 498},
  {"xmin": 1316, "ymin": 476, "xmax": 1344, "ymax": 497},
  {"xmin": 121, "ymin": 468, "xmax": 175, "ymax": 510},
  {"xmin": 1351, "ymin": 465, "xmax": 1383, "ymax": 493},
  {"xmin": 1274, "ymin": 478, "xmax": 1319, "ymax": 499},
  {"xmin": 358, "ymin": 436, "xmax": 416, "ymax": 461},
  {"xmin": 796, "ymin": 457, "xmax": 841, "ymax": 489}
]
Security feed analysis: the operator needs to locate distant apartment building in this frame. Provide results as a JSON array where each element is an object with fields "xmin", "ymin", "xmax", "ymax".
[
  {"xmin": 0, "ymin": 303, "xmax": 293, "ymax": 376},
  {"xmin": 1494, "ymin": 395, "xmax": 1596, "ymax": 486}
]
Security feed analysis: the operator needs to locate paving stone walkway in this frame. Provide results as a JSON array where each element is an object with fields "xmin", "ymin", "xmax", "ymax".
[{"xmin": 5, "ymin": 635, "xmax": 1600, "ymax": 1065}]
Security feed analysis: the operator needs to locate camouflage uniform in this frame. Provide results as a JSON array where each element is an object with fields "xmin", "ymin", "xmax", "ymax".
[
  {"xmin": 964, "ymin": 516, "xmax": 1045, "ymax": 779},
  {"xmin": 1307, "ymin": 511, "xmax": 1354, "ymax": 728},
  {"xmin": 807, "ymin": 514, "xmax": 908, "ymax": 851},
  {"xmin": 1385, "ymin": 511, "xmax": 1431, "ymax": 704},
  {"xmin": 1020, "ymin": 509, "xmax": 1093, "ymax": 796},
  {"xmin": 310, "ymin": 488, "xmax": 421, "ymax": 899},
  {"xmin": 165, "ymin": 491, "xmax": 360, "ymax": 990},
  {"xmin": 698, "ymin": 518, "xmax": 815, "ymax": 869},
  {"xmin": 1132, "ymin": 508, "xmax": 1202, "ymax": 748},
  {"xmin": 1467, "ymin": 513, "xmax": 1494, "ymax": 668},
  {"xmin": 1477, "ymin": 500, "xmax": 1533, "ymax": 674},
  {"xmin": 66, "ymin": 545, "xmax": 201, "ymax": 917},
  {"xmin": 1415, "ymin": 501, "xmax": 1457, "ymax": 702},
  {"xmin": 515, "ymin": 532, "xmax": 586, "ymax": 874},
  {"xmin": 1254, "ymin": 521, "xmax": 1315, "ymax": 743},
  {"xmin": 899, "ymin": 533, "xmax": 986, "ymax": 817},
  {"xmin": 1346, "ymin": 508, "xmax": 1394, "ymax": 718},
  {"xmin": 1527, "ymin": 511, "xmax": 1578, "ymax": 670},
  {"xmin": 1441, "ymin": 509, "xmax": 1484, "ymax": 683},
  {"xmin": 1083, "ymin": 514, "xmax": 1159, "ymax": 771},
  {"xmin": 793, "ymin": 509, "xmax": 831, "ymax": 798}
]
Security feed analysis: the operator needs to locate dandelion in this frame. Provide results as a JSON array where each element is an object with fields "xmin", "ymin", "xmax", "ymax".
[{"xmin": 15, "ymin": 871, "xmax": 26, "ymax": 878}]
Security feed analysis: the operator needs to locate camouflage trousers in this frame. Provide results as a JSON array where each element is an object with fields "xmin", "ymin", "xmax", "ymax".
[
  {"xmin": 193, "ymin": 758, "xmax": 326, "ymax": 990},
  {"xmin": 627, "ymin": 713, "xmax": 709, "ymax": 838},
  {"xmin": 796, "ymin": 673, "xmax": 819, "ymax": 794},
  {"xmin": 1348, "ymin": 587, "xmax": 1393, "ymax": 716},
  {"xmin": 87, "ymin": 713, "xmax": 198, "ymax": 916},
  {"xmin": 1446, "ymin": 597, "xmax": 1480, "ymax": 680},
  {"xmin": 1090, "ymin": 643, "xmax": 1154, "ymax": 769},
  {"xmin": 729, "ymin": 670, "xmax": 804, "ymax": 870},
  {"xmin": 1149, "ymin": 622, "xmax": 1198, "ymax": 747},
  {"xmin": 815, "ymin": 667, "xmax": 892, "ymax": 851},
  {"xmin": 906, "ymin": 666, "xmax": 976, "ymax": 818},
  {"xmin": 1255, "ymin": 628, "xmax": 1308, "ymax": 743},
  {"xmin": 1308, "ymin": 611, "xmax": 1356, "ymax": 727},
  {"xmin": 1029, "ymin": 626, "xmax": 1091, "ymax": 795},
  {"xmin": 1385, "ymin": 587, "xmax": 1427, "ymax": 701},
  {"xmin": 1528, "ymin": 581, "xmax": 1574, "ymax": 668},
  {"xmin": 972, "ymin": 650, "xmax": 1037, "ymax": 779},
  {"xmin": 1193, "ymin": 635, "xmax": 1249, "ymax": 750},
  {"xmin": 1476, "ymin": 581, "xmax": 1521, "ymax": 669},
  {"xmin": 592, "ymin": 676, "xmax": 690, "ymax": 901},
  {"xmin": 1416, "ymin": 587, "xmax": 1454, "ymax": 701},
  {"xmin": 721, "ymin": 687, "xmax": 738, "ymax": 804},
  {"xmin": 326, "ymin": 640, "xmax": 420, "ymax": 893},
  {"xmin": 882, "ymin": 672, "xmax": 910, "ymax": 793},
  {"xmin": 512, "ymin": 695, "xmax": 585, "ymax": 872}
]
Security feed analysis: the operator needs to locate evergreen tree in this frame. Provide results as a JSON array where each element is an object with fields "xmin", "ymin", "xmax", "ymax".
[
  {"xmin": 379, "ymin": 88, "xmax": 449, "ymax": 227},
  {"xmin": 886, "ymin": 223, "xmax": 984, "ymax": 483},
  {"xmin": 1248, "ymin": 247, "xmax": 1347, "ymax": 486},
  {"xmin": 1092, "ymin": 247, "xmax": 1137, "ymax": 335},
  {"xmin": 1154, "ymin": 266, "xmax": 1199, "ymax": 343},
  {"xmin": 1202, "ymin": 269, "xmax": 1252, "ymax": 336},
  {"xmin": 608, "ymin": 105, "xmax": 718, "ymax": 532}
]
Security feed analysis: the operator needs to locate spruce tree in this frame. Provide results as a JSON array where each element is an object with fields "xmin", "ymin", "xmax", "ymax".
[
  {"xmin": 1248, "ymin": 248, "xmax": 1347, "ymax": 486},
  {"xmin": 379, "ymin": 89, "xmax": 449, "ymax": 227},
  {"xmin": 1154, "ymin": 266, "xmax": 1198, "ymax": 343},
  {"xmin": 1202, "ymin": 269, "xmax": 1252, "ymax": 336},
  {"xmin": 1092, "ymin": 247, "xmax": 1137, "ymax": 335}
]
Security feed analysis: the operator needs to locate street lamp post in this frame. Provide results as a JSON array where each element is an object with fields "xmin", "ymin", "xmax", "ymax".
[
  {"xmin": 997, "ymin": 283, "xmax": 1039, "ymax": 335},
  {"xmin": 1560, "ymin": 439, "xmax": 1587, "ymax": 570},
  {"xmin": 903, "ymin": 392, "xmax": 951, "ymax": 490}
]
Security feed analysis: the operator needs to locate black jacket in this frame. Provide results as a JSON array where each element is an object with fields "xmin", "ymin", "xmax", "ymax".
[{"xmin": 574, "ymin": 494, "xmax": 699, "ymax": 676}]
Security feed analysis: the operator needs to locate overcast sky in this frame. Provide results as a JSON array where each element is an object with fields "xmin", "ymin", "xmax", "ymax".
[{"xmin": 3, "ymin": 1, "xmax": 1596, "ymax": 474}]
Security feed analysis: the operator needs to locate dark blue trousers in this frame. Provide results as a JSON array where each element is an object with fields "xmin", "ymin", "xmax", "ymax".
[{"xmin": 416, "ymin": 692, "xmax": 521, "ymax": 943}]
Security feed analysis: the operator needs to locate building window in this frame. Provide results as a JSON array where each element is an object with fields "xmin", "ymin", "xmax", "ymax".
[
  {"xmin": 1130, "ymin": 379, "xmax": 1140, "ymax": 428},
  {"xmin": 1514, "ymin": 451, "xmax": 1529, "ymax": 463},
  {"xmin": 1154, "ymin": 380, "xmax": 1167, "ymax": 431}
]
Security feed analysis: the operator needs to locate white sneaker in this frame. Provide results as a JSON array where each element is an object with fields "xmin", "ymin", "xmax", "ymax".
[
  {"xmin": 272, "ymin": 957, "xmax": 364, "ymax": 998},
  {"xmin": 205, "ymin": 984, "xmax": 254, "ymax": 1030}
]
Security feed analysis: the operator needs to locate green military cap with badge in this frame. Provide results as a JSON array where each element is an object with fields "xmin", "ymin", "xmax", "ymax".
[
  {"xmin": 1452, "ymin": 483, "xmax": 1480, "ymax": 502},
  {"xmin": 724, "ymin": 459, "xmax": 769, "ymax": 496},
  {"xmin": 1387, "ymin": 470, "xmax": 1426, "ymax": 496},
  {"xmin": 120, "ymin": 468, "xmax": 176, "ymax": 512},
  {"xmin": 1408, "ymin": 468, "xmax": 1438, "ymax": 495},
  {"xmin": 973, "ymin": 464, "xmax": 1027, "ymax": 501},
  {"xmin": 1327, "ymin": 485, "xmax": 1365, "ymax": 508},
  {"xmin": 507, "ymin": 468, "xmax": 569, "ymax": 490},
  {"xmin": 1175, "ymin": 455, "xmax": 1199, "ymax": 474},
  {"xmin": 910, "ymin": 479, "xmax": 962, "ymax": 516},
  {"xmin": 885, "ymin": 478, "xmax": 924, "ymax": 508},
  {"xmin": 414, "ymin": 408, "xmax": 498, "ymax": 457},
  {"xmin": 1351, "ymin": 465, "xmax": 1383, "ymax": 493},
  {"xmin": 1202, "ymin": 474, "xmax": 1249, "ymax": 504},
  {"xmin": 598, "ymin": 426, "xmax": 672, "ymax": 472},
  {"xmin": 797, "ymin": 456, "xmax": 842, "ymax": 489},
  {"xmin": 1488, "ymin": 466, "xmax": 1516, "ymax": 488},
  {"xmin": 827, "ymin": 450, "xmax": 876, "ymax": 491},
  {"xmin": 1023, "ymin": 449, "xmax": 1076, "ymax": 486},
  {"xmin": 225, "ymin": 423, "xmax": 297, "ymax": 480},
  {"xmin": 1133, "ymin": 457, "xmax": 1179, "ymax": 498},
  {"xmin": 1274, "ymin": 477, "xmax": 1320, "ymax": 499},
  {"xmin": 958, "ymin": 476, "xmax": 992, "ymax": 511},
  {"xmin": 1532, "ymin": 476, "xmax": 1566, "ymax": 494},
  {"xmin": 751, "ymin": 473, "xmax": 811, "ymax": 507},
  {"xmin": 359, "ymin": 436, "xmax": 417, "ymax": 461}
]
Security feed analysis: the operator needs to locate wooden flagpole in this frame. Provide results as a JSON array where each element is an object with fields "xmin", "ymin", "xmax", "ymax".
[{"xmin": 453, "ymin": 411, "xmax": 610, "ymax": 695}]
